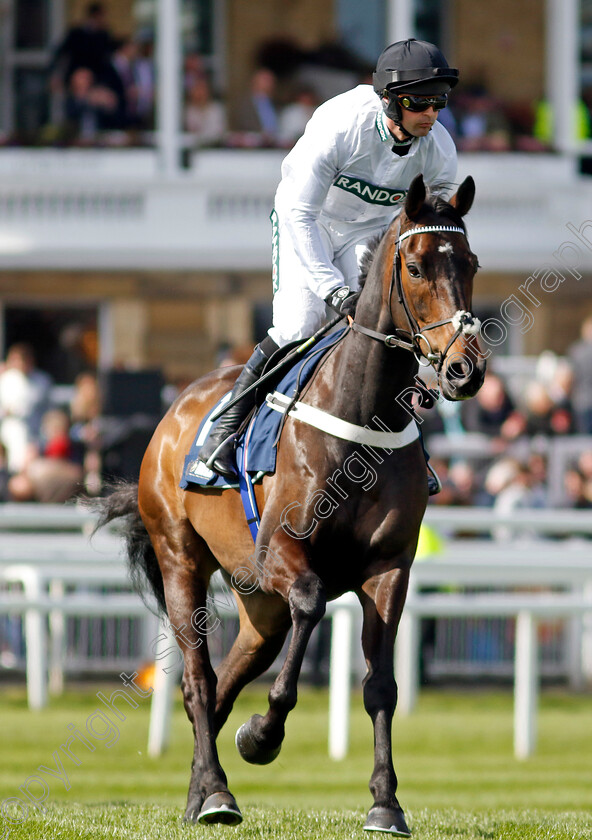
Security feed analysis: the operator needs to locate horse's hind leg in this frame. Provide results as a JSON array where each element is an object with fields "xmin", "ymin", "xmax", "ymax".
[
  {"xmin": 235, "ymin": 531, "xmax": 326, "ymax": 764},
  {"xmin": 149, "ymin": 527, "xmax": 242, "ymax": 826},
  {"xmin": 359, "ymin": 567, "xmax": 412, "ymax": 837}
]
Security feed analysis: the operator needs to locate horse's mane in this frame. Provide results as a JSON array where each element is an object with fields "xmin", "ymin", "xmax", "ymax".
[
  {"xmin": 358, "ymin": 183, "xmax": 465, "ymax": 287},
  {"xmin": 358, "ymin": 234, "xmax": 384, "ymax": 286}
]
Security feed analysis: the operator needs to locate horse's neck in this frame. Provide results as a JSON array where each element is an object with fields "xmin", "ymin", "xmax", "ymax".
[
  {"xmin": 309, "ymin": 220, "xmax": 419, "ymax": 432},
  {"xmin": 316, "ymin": 324, "xmax": 419, "ymax": 433}
]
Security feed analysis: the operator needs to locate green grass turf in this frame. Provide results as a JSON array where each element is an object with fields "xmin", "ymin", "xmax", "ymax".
[{"xmin": 0, "ymin": 684, "xmax": 591, "ymax": 839}]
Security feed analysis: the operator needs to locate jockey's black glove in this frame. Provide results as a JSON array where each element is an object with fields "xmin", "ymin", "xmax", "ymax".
[{"xmin": 325, "ymin": 286, "xmax": 360, "ymax": 318}]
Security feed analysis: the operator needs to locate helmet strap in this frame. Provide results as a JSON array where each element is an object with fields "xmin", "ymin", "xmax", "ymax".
[
  {"xmin": 394, "ymin": 120, "xmax": 414, "ymax": 140},
  {"xmin": 381, "ymin": 92, "xmax": 414, "ymax": 141}
]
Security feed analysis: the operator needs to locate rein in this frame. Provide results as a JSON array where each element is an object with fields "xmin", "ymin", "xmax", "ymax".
[{"xmin": 351, "ymin": 224, "xmax": 481, "ymax": 371}]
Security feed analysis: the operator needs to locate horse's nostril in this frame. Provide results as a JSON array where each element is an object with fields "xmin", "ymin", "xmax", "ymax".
[{"xmin": 447, "ymin": 361, "xmax": 469, "ymax": 381}]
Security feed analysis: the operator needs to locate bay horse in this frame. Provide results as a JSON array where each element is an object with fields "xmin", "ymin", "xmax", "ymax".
[{"xmin": 97, "ymin": 173, "xmax": 486, "ymax": 835}]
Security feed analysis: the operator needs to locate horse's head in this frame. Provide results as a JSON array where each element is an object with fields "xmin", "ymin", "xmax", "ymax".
[{"xmin": 389, "ymin": 173, "xmax": 486, "ymax": 400}]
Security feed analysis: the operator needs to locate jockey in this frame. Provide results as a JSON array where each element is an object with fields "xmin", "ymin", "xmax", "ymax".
[{"xmin": 200, "ymin": 39, "xmax": 459, "ymax": 493}]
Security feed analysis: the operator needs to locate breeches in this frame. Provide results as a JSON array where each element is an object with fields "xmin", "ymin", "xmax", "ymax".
[{"xmin": 267, "ymin": 212, "xmax": 385, "ymax": 347}]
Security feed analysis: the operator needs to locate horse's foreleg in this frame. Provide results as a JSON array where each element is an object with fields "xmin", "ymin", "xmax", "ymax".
[
  {"xmin": 153, "ymin": 532, "xmax": 242, "ymax": 827},
  {"xmin": 214, "ymin": 595, "xmax": 290, "ymax": 734},
  {"xmin": 358, "ymin": 566, "xmax": 412, "ymax": 837},
  {"xmin": 235, "ymin": 534, "xmax": 326, "ymax": 764}
]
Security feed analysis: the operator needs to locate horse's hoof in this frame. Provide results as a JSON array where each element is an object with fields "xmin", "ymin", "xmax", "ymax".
[
  {"xmin": 196, "ymin": 791, "xmax": 243, "ymax": 826},
  {"xmin": 235, "ymin": 716, "xmax": 282, "ymax": 765},
  {"xmin": 363, "ymin": 806, "xmax": 411, "ymax": 836}
]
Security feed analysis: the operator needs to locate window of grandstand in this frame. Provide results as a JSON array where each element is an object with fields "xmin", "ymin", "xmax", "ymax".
[
  {"xmin": 335, "ymin": 0, "xmax": 385, "ymax": 66},
  {"xmin": 0, "ymin": 0, "xmax": 220, "ymax": 147},
  {"xmin": 414, "ymin": 0, "xmax": 448, "ymax": 51},
  {"xmin": 0, "ymin": 0, "xmax": 57, "ymax": 142}
]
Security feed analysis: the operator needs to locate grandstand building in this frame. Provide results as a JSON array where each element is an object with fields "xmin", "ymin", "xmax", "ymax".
[{"xmin": 0, "ymin": 0, "xmax": 591, "ymax": 384}]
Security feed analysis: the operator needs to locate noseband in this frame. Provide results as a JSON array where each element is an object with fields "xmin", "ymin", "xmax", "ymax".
[{"xmin": 351, "ymin": 225, "xmax": 481, "ymax": 372}]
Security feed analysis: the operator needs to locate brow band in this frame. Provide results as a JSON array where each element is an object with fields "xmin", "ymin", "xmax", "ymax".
[{"xmin": 398, "ymin": 225, "xmax": 466, "ymax": 242}]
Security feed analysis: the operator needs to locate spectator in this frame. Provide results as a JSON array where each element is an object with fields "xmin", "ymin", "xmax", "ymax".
[
  {"xmin": 61, "ymin": 39, "xmax": 139, "ymax": 142},
  {"xmin": 461, "ymin": 371, "xmax": 517, "ymax": 440},
  {"xmin": 184, "ymin": 53, "xmax": 208, "ymax": 95},
  {"xmin": 184, "ymin": 76, "xmax": 226, "ymax": 147},
  {"xmin": 455, "ymin": 85, "xmax": 511, "ymax": 152},
  {"xmin": 0, "ymin": 343, "xmax": 52, "ymax": 473},
  {"xmin": 42, "ymin": 408, "xmax": 74, "ymax": 459},
  {"xmin": 69, "ymin": 372, "xmax": 103, "ymax": 495},
  {"xmin": 447, "ymin": 460, "xmax": 478, "ymax": 506},
  {"xmin": 504, "ymin": 99, "xmax": 541, "ymax": 152},
  {"xmin": 49, "ymin": 2, "xmax": 115, "ymax": 94},
  {"xmin": 134, "ymin": 35, "xmax": 155, "ymax": 129},
  {"xmin": 546, "ymin": 357, "xmax": 574, "ymax": 415},
  {"xmin": 526, "ymin": 452, "xmax": 549, "ymax": 508},
  {"xmin": 70, "ymin": 371, "xmax": 102, "ymax": 428},
  {"xmin": 564, "ymin": 467, "xmax": 592, "ymax": 509},
  {"xmin": 277, "ymin": 85, "xmax": 318, "ymax": 146},
  {"xmin": 435, "ymin": 98, "xmax": 459, "ymax": 140},
  {"xmin": 568, "ymin": 315, "xmax": 592, "ymax": 434},
  {"xmin": 484, "ymin": 458, "xmax": 523, "ymax": 504},
  {"xmin": 483, "ymin": 457, "xmax": 534, "ymax": 539},
  {"xmin": 99, "ymin": 37, "xmax": 139, "ymax": 131},
  {"xmin": 532, "ymin": 98, "xmax": 591, "ymax": 149},
  {"xmin": 8, "ymin": 409, "xmax": 83, "ymax": 503},
  {"xmin": 55, "ymin": 322, "xmax": 98, "ymax": 382},
  {"xmin": 0, "ymin": 442, "xmax": 10, "ymax": 501},
  {"xmin": 577, "ymin": 450, "xmax": 592, "ymax": 486},
  {"xmin": 64, "ymin": 67, "xmax": 118, "ymax": 142},
  {"xmin": 519, "ymin": 381, "xmax": 573, "ymax": 437},
  {"xmin": 235, "ymin": 68, "xmax": 280, "ymax": 144}
]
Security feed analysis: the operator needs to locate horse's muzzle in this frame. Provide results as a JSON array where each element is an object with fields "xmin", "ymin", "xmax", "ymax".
[{"xmin": 439, "ymin": 352, "xmax": 486, "ymax": 400}]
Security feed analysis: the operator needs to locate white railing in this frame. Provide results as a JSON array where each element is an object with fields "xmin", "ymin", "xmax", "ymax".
[
  {"xmin": 1, "ymin": 503, "xmax": 591, "ymax": 760},
  {"xmin": 0, "ymin": 521, "xmax": 152, "ymax": 709},
  {"xmin": 1, "ymin": 150, "xmax": 592, "ymax": 273},
  {"xmin": 147, "ymin": 508, "xmax": 592, "ymax": 761}
]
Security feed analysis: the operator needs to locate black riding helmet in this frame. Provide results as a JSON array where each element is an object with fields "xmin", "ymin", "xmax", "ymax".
[{"xmin": 373, "ymin": 39, "xmax": 459, "ymax": 128}]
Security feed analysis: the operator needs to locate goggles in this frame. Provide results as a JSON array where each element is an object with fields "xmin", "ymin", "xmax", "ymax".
[{"xmin": 397, "ymin": 93, "xmax": 448, "ymax": 112}]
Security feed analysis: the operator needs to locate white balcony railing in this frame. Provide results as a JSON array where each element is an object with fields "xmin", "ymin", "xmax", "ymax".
[{"xmin": 0, "ymin": 149, "xmax": 591, "ymax": 274}]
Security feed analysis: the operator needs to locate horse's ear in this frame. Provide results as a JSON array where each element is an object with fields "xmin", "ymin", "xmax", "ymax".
[
  {"xmin": 449, "ymin": 176, "xmax": 475, "ymax": 217},
  {"xmin": 404, "ymin": 174, "xmax": 426, "ymax": 220}
]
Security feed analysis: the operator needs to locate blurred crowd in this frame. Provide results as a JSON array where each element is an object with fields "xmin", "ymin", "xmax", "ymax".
[
  {"xmin": 0, "ymin": 341, "xmax": 165, "ymax": 504},
  {"xmin": 3, "ymin": 2, "xmax": 591, "ymax": 152},
  {"xmin": 2, "ymin": 313, "xmax": 592, "ymax": 510},
  {"xmin": 0, "ymin": 343, "xmax": 102, "ymax": 502},
  {"xmin": 420, "ymin": 315, "xmax": 592, "ymax": 512},
  {"xmin": 41, "ymin": 2, "xmax": 155, "ymax": 146}
]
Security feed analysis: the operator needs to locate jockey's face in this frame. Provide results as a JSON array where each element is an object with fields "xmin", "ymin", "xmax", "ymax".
[
  {"xmin": 399, "ymin": 98, "xmax": 440, "ymax": 136},
  {"xmin": 383, "ymin": 90, "xmax": 443, "ymax": 140}
]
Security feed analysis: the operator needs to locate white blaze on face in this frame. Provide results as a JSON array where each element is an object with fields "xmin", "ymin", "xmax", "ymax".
[{"xmin": 438, "ymin": 242, "xmax": 454, "ymax": 255}]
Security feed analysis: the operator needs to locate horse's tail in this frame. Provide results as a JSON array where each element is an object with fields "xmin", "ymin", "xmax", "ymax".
[{"xmin": 92, "ymin": 481, "xmax": 167, "ymax": 615}]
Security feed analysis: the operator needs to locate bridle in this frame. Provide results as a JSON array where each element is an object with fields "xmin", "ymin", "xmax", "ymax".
[{"xmin": 351, "ymin": 224, "xmax": 481, "ymax": 372}]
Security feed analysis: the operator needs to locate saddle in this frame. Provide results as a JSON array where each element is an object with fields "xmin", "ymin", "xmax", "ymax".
[{"xmin": 180, "ymin": 327, "xmax": 348, "ymax": 493}]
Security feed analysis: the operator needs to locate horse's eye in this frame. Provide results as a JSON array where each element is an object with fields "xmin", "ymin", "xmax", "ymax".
[{"xmin": 406, "ymin": 264, "xmax": 422, "ymax": 279}]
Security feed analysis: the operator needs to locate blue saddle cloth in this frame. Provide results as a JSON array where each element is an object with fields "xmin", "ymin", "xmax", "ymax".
[{"xmin": 180, "ymin": 327, "xmax": 346, "ymax": 491}]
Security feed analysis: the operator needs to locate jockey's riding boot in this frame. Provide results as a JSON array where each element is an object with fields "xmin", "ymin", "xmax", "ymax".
[
  {"xmin": 418, "ymin": 425, "xmax": 442, "ymax": 496},
  {"xmin": 427, "ymin": 462, "xmax": 442, "ymax": 496},
  {"xmin": 199, "ymin": 339, "xmax": 276, "ymax": 477}
]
